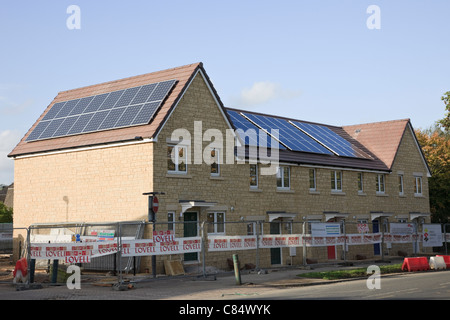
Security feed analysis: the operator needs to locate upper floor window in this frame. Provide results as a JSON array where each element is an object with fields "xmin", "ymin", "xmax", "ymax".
[
  {"xmin": 376, "ymin": 174, "xmax": 385, "ymax": 194},
  {"xmin": 331, "ymin": 170, "xmax": 342, "ymax": 192},
  {"xmin": 277, "ymin": 166, "xmax": 290, "ymax": 189},
  {"xmin": 210, "ymin": 148, "xmax": 220, "ymax": 176},
  {"xmin": 309, "ymin": 169, "xmax": 316, "ymax": 191},
  {"xmin": 398, "ymin": 174, "xmax": 404, "ymax": 195},
  {"xmin": 357, "ymin": 172, "xmax": 364, "ymax": 193},
  {"xmin": 414, "ymin": 176, "xmax": 423, "ymax": 196},
  {"xmin": 250, "ymin": 164, "xmax": 258, "ymax": 188},
  {"xmin": 167, "ymin": 145, "xmax": 187, "ymax": 173}
]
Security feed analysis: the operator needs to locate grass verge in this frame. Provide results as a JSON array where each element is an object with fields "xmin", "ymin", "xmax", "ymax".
[{"xmin": 297, "ymin": 264, "xmax": 403, "ymax": 280}]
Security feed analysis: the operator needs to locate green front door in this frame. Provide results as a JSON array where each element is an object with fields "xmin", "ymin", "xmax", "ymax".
[
  {"xmin": 270, "ymin": 222, "xmax": 281, "ymax": 265},
  {"xmin": 184, "ymin": 212, "xmax": 198, "ymax": 261}
]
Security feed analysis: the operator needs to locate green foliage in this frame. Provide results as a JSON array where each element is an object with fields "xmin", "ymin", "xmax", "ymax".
[
  {"xmin": 438, "ymin": 91, "xmax": 450, "ymax": 132},
  {"xmin": 297, "ymin": 264, "xmax": 403, "ymax": 280},
  {"xmin": 0, "ymin": 202, "xmax": 13, "ymax": 223}
]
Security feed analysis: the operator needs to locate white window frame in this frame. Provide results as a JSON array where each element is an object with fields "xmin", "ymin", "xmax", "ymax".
[
  {"xmin": 168, "ymin": 211, "xmax": 175, "ymax": 231},
  {"xmin": 167, "ymin": 144, "xmax": 187, "ymax": 174},
  {"xmin": 250, "ymin": 164, "xmax": 258, "ymax": 188},
  {"xmin": 398, "ymin": 174, "xmax": 404, "ymax": 196},
  {"xmin": 210, "ymin": 148, "xmax": 220, "ymax": 177},
  {"xmin": 376, "ymin": 174, "xmax": 385, "ymax": 194},
  {"xmin": 414, "ymin": 176, "xmax": 423, "ymax": 196},
  {"xmin": 276, "ymin": 166, "xmax": 290, "ymax": 190},
  {"xmin": 357, "ymin": 172, "xmax": 364, "ymax": 193},
  {"xmin": 247, "ymin": 221, "xmax": 264, "ymax": 236},
  {"xmin": 331, "ymin": 170, "xmax": 343, "ymax": 192},
  {"xmin": 207, "ymin": 211, "xmax": 225, "ymax": 234},
  {"xmin": 309, "ymin": 169, "xmax": 317, "ymax": 191}
]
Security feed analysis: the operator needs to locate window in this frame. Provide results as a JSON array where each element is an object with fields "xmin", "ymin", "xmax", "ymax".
[
  {"xmin": 167, "ymin": 145, "xmax": 187, "ymax": 173},
  {"xmin": 376, "ymin": 174, "xmax": 385, "ymax": 193},
  {"xmin": 247, "ymin": 222, "xmax": 263, "ymax": 236},
  {"xmin": 414, "ymin": 176, "xmax": 423, "ymax": 196},
  {"xmin": 357, "ymin": 172, "xmax": 364, "ymax": 193},
  {"xmin": 398, "ymin": 174, "xmax": 404, "ymax": 195},
  {"xmin": 207, "ymin": 212, "xmax": 225, "ymax": 234},
  {"xmin": 250, "ymin": 164, "xmax": 258, "ymax": 188},
  {"xmin": 276, "ymin": 166, "xmax": 290, "ymax": 189},
  {"xmin": 210, "ymin": 148, "xmax": 220, "ymax": 176},
  {"xmin": 309, "ymin": 169, "xmax": 316, "ymax": 191},
  {"xmin": 168, "ymin": 212, "xmax": 175, "ymax": 231},
  {"xmin": 331, "ymin": 170, "xmax": 342, "ymax": 192}
]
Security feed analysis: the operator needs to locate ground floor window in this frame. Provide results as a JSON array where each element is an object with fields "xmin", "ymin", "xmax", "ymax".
[{"xmin": 207, "ymin": 212, "xmax": 225, "ymax": 234}]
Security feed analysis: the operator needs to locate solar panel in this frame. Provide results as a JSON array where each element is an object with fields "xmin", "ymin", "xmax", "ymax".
[
  {"xmin": 241, "ymin": 112, "xmax": 333, "ymax": 155},
  {"xmin": 226, "ymin": 110, "xmax": 284, "ymax": 149},
  {"xmin": 290, "ymin": 121, "xmax": 371, "ymax": 159},
  {"xmin": 26, "ymin": 79, "xmax": 177, "ymax": 142}
]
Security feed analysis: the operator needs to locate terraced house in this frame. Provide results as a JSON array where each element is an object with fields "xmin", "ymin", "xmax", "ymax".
[{"xmin": 8, "ymin": 63, "xmax": 431, "ymax": 271}]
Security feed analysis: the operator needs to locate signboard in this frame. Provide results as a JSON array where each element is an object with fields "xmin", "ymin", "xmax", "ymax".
[
  {"xmin": 208, "ymin": 236, "xmax": 258, "ymax": 251},
  {"xmin": 357, "ymin": 223, "xmax": 370, "ymax": 234},
  {"xmin": 423, "ymin": 224, "xmax": 443, "ymax": 247},
  {"xmin": 390, "ymin": 223, "xmax": 415, "ymax": 235},
  {"xmin": 152, "ymin": 196, "xmax": 159, "ymax": 214},
  {"xmin": 311, "ymin": 223, "xmax": 340, "ymax": 236}
]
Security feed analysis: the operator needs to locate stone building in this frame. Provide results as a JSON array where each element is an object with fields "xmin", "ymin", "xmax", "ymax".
[{"xmin": 8, "ymin": 62, "xmax": 431, "ymax": 270}]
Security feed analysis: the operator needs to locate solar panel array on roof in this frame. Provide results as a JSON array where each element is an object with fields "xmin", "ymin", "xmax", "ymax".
[
  {"xmin": 26, "ymin": 79, "xmax": 177, "ymax": 142},
  {"xmin": 227, "ymin": 110, "xmax": 285, "ymax": 149},
  {"xmin": 241, "ymin": 112, "xmax": 333, "ymax": 155},
  {"xmin": 290, "ymin": 121, "xmax": 371, "ymax": 159},
  {"xmin": 226, "ymin": 109, "xmax": 371, "ymax": 159}
]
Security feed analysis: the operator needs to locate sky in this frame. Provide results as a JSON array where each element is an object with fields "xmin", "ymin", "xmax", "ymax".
[{"xmin": 0, "ymin": 0, "xmax": 449, "ymax": 185}]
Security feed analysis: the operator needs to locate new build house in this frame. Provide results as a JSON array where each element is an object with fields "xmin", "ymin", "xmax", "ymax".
[{"xmin": 8, "ymin": 62, "xmax": 431, "ymax": 270}]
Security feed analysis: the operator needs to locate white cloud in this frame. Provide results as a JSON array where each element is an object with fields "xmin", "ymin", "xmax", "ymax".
[
  {"xmin": 0, "ymin": 130, "xmax": 22, "ymax": 184},
  {"xmin": 233, "ymin": 81, "xmax": 302, "ymax": 108}
]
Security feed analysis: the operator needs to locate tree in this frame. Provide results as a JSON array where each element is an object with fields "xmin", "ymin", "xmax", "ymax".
[
  {"xmin": 438, "ymin": 91, "xmax": 450, "ymax": 131},
  {"xmin": 416, "ymin": 92, "xmax": 450, "ymax": 223},
  {"xmin": 0, "ymin": 202, "xmax": 13, "ymax": 223}
]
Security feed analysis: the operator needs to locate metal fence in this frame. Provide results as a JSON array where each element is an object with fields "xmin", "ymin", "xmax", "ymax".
[{"xmin": 2, "ymin": 220, "xmax": 450, "ymax": 287}]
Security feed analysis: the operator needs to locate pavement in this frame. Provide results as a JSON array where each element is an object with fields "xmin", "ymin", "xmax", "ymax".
[{"xmin": 0, "ymin": 258, "xmax": 405, "ymax": 300}]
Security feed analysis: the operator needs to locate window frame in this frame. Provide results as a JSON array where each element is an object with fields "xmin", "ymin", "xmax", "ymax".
[
  {"xmin": 414, "ymin": 176, "xmax": 423, "ymax": 196},
  {"xmin": 398, "ymin": 174, "xmax": 404, "ymax": 196},
  {"xmin": 331, "ymin": 170, "xmax": 343, "ymax": 192},
  {"xmin": 250, "ymin": 164, "xmax": 258, "ymax": 188},
  {"xmin": 276, "ymin": 166, "xmax": 290, "ymax": 190},
  {"xmin": 207, "ymin": 211, "xmax": 225, "ymax": 234},
  {"xmin": 357, "ymin": 172, "xmax": 364, "ymax": 193},
  {"xmin": 309, "ymin": 168, "xmax": 317, "ymax": 191},
  {"xmin": 167, "ymin": 144, "xmax": 188, "ymax": 174},
  {"xmin": 376, "ymin": 174, "xmax": 385, "ymax": 194},
  {"xmin": 210, "ymin": 148, "xmax": 220, "ymax": 177}
]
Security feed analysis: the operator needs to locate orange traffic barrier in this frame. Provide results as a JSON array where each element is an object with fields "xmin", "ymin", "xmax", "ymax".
[
  {"xmin": 436, "ymin": 255, "xmax": 450, "ymax": 268},
  {"xmin": 401, "ymin": 257, "xmax": 429, "ymax": 272}
]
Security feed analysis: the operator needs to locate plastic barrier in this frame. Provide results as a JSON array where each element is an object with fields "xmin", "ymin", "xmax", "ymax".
[
  {"xmin": 436, "ymin": 255, "xmax": 450, "ymax": 268},
  {"xmin": 401, "ymin": 257, "xmax": 430, "ymax": 272},
  {"xmin": 12, "ymin": 258, "xmax": 28, "ymax": 283},
  {"xmin": 429, "ymin": 256, "xmax": 447, "ymax": 270}
]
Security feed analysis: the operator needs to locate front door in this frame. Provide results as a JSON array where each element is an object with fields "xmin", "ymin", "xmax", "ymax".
[
  {"xmin": 270, "ymin": 222, "xmax": 281, "ymax": 265},
  {"xmin": 184, "ymin": 212, "xmax": 198, "ymax": 262},
  {"xmin": 373, "ymin": 220, "xmax": 381, "ymax": 255}
]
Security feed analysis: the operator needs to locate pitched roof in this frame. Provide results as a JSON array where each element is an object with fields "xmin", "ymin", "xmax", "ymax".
[
  {"xmin": 342, "ymin": 119, "xmax": 410, "ymax": 170},
  {"xmin": 9, "ymin": 62, "xmax": 203, "ymax": 157}
]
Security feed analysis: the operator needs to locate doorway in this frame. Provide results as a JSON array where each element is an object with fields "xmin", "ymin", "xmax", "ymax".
[
  {"xmin": 184, "ymin": 211, "xmax": 198, "ymax": 262},
  {"xmin": 373, "ymin": 220, "xmax": 381, "ymax": 255},
  {"xmin": 270, "ymin": 222, "xmax": 281, "ymax": 265}
]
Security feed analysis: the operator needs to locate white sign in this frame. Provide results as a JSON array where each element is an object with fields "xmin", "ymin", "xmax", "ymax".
[
  {"xmin": 30, "ymin": 242, "xmax": 118, "ymax": 260},
  {"xmin": 311, "ymin": 223, "xmax": 340, "ymax": 236},
  {"xmin": 390, "ymin": 223, "xmax": 415, "ymax": 235},
  {"xmin": 208, "ymin": 236, "xmax": 258, "ymax": 251},
  {"xmin": 423, "ymin": 224, "xmax": 443, "ymax": 247}
]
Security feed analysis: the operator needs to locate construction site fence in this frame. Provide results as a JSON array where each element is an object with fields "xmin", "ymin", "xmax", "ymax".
[{"xmin": 2, "ymin": 221, "xmax": 450, "ymax": 285}]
